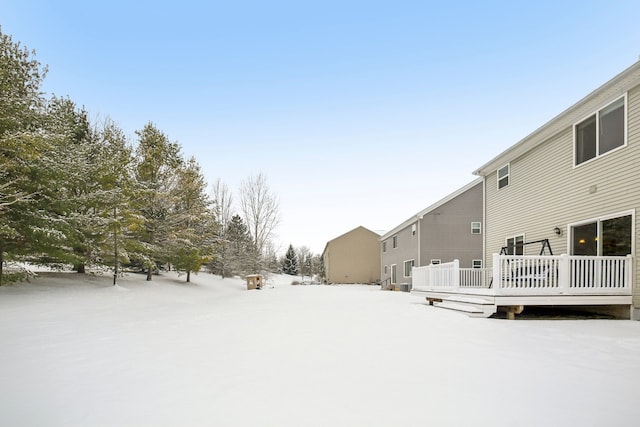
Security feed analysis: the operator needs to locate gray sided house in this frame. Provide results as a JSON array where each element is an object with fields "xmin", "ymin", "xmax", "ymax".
[
  {"xmin": 470, "ymin": 60, "xmax": 640, "ymax": 319},
  {"xmin": 380, "ymin": 178, "xmax": 483, "ymax": 287}
]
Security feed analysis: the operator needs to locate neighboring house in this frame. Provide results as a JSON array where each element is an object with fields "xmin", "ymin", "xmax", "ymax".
[
  {"xmin": 379, "ymin": 178, "xmax": 483, "ymax": 287},
  {"xmin": 412, "ymin": 60, "xmax": 640, "ymax": 319},
  {"xmin": 322, "ymin": 226, "xmax": 381, "ymax": 284}
]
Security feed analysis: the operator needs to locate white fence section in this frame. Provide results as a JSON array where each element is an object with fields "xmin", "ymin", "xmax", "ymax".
[
  {"xmin": 412, "ymin": 260, "xmax": 459, "ymax": 289},
  {"xmin": 412, "ymin": 255, "xmax": 633, "ymax": 296},
  {"xmin": 412, "ymin": 260, "xmax": 491, "ymax": 290}
]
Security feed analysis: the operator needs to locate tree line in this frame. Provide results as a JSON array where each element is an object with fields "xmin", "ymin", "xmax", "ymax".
[{"xmin": 1, "ymin": 27, "xmax": 321, "ymax": 285}]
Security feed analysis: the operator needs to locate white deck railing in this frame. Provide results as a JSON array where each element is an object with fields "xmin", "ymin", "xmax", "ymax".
[
  {"xmin": 493, "ymin": 254, "xmax": 632, "ymax": 295},
  {"xmin": 412, "ymin": 254, "xmax": 633, "ymax": 296},
  {"xmin": 460, "ymin": 267, "xmax": 492, "ymax": 288},
  {"xmin": 412, "ymin": 260, "xmax": 460, "ymax": 289},
  {"xmin": 412, "ymin": 261, "xmax": 492, "ymax": 290}
]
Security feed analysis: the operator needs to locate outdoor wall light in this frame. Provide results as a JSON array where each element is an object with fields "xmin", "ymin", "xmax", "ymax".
[{"xmin": 553, "ymin": 227, "xmax": 562, "ymax": 236}]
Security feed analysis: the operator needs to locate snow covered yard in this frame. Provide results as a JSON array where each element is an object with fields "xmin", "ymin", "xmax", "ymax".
[{"xmin": 1, "ymin": 272, "xmax": 639, "ymax": 427}]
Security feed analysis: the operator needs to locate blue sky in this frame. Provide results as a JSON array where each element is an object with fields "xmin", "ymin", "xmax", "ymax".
[{"xmin": 4, "ymin": 1, "xmax": 640, "ymax": 254}]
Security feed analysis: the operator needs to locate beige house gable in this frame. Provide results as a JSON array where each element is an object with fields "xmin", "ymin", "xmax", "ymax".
[{"xmin": 322, "ymin": 226, "xmax": 381, "ymax": 284}]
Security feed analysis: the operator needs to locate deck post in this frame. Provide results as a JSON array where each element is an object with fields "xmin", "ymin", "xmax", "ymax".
[
  {"xmin": 453, "ymin": 259, "xmax": 460, "ymax": 290},
  {"xmin": 626, "ymin": 255, "xmax": 633, "ymax": 291},
  {"xmin": 506, "ymin": 305, "xmax": 524, "ymax": 320},
  {"xmin": 492, "ymin": 253, "xmax": 501, "ymax": 295},
  {"xmin": 559, "ymin": 254, "xmax": 570, "ymax": 293}
]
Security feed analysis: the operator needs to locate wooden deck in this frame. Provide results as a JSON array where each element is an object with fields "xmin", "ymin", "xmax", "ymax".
[{"xmin": 411, "ymin": 254, "xmax": 633, "ymax": 319}]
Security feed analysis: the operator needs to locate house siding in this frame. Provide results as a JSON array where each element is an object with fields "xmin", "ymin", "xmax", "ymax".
[
  {"xmin": 380, "ymin": 180, "xmax": 483, "ymax": 285},
  {"xmin": 420, "ymin": 182, "xmax": 483, "ymax": 268},
  {"xmin": 323, "ymin": 226, "xmax": 381, "ymax": 284},
  {"xmin": 484, "ymin": 83, "xmax": 640, "ymax": 308},
  {"xmin": 380, "ymin": 223, "xmax": 419, "ymax": 285}
]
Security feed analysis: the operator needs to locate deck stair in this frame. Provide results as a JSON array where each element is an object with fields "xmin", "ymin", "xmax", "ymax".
[{"xmin": 431, "ymin": 295, "xmax": 496, "ymax": 318}]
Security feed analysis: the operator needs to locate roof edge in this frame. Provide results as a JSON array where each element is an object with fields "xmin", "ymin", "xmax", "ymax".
[
  {"xmin": 379, "ymin": 177, "xmax": 482, "ymax": 240},
  {"xmin": 473, "ymin": 60, "xmax": 640, "ymax": 176}
]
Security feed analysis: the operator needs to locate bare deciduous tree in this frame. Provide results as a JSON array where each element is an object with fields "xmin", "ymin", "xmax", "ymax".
[
  {"xmin": 211, "ymin": 179, "xmax": 233, "ymax": 231},
  {"xmin": 239, "ymin": 172, "xmax": 280, "ymax": 262},
  {"xmin": 210, "ymin": 179, "xmax": 234, "ymax": 277}
]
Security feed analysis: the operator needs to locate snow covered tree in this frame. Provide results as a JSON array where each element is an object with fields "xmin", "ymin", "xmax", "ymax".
[
  {"xmin": 169, "ymin": 157, "xmax": 217, "ymax": 282},
  {"xmin": 225, "ymin": 214, "xmax": 254, "ymax": 276},
  {"xmin": 92, "ymin": 118, "xmax": 140, "ymax": 284},
  {"xmin": 0, "ymin": 27, "xmax": 49, "ymax": 284},
  {"xmin": 133, "ymin": 122, "xmax": 183, "ymax": 280},
  {"xmin": 209, "ymin": 179, "xmax": 233, "ymax": 278},
  {"xmin": 283, "ymin": 244, "xmax": 298, "ymax": 275},
  {"xmin": 310, "ymin": 253, "xmax": 324, "ymax": 278},
  {"xmin": 40, "ymin": 96, "xmax": 99, "ymax": 272},
  {"xmin": 239, "ymin": 172, "xmax": 280, "ymax": 271},
  {"xmin": 295, "ymin": 246, "xmax": 313, "ymax": 280}
]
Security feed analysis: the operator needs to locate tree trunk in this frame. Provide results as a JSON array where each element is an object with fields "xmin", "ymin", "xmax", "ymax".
[
  {"xmin": 146, "ymin": 268, "xmax": 153, "ymax": 281},
  {"xmin": 76, "ymin": 263, "xmax": 86, "ymax": 274},
  {"xmin": 113, "ymin": 207, "xmax": 118, "ymax": 286},
  {"xmin": 187, "ymin": 270, "xmax": 191, "ymax": 283}
]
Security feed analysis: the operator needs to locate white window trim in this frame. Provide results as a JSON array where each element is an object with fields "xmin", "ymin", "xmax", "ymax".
[
  {"xmin": 391, "ymin": 264, "xmax": 397, "ymax": 284},
  {"xmin": 471, "ymin": 222, "xmax": 482, "ymax": 234},
  {"xmin": 411, "ymin": 224, "xmax": 417, "ymax": 236},
  {"xmin": 497, "ymin": 163, "xmax": 510, "ymax": 190},
  {"xmin": 430, "ymin": 259, "xmax": 441, "ymax": 265},
  {"xmin": 403, "ymin": 259, "xmax": 415, "ymax": 278},
  {"xmin": 567, "ymin": 209, "xmax": 635, "ymax": 256},
  {"xmin": 573, "ymin": 93, "xmax": 628, "ymax": 168},
  {"xmin": 505, "ymin": 234, "xmax": 525, "ymax": 255},
  {"xmin": 472, "ymin": 259, "xmax": 483, "ymax": 268}
]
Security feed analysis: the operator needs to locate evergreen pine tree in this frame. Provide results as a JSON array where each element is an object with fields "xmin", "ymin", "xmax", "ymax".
[
  {"xmin": 133, "ymin": 122, "xmax": 183, "ymax": 280},
  {"xmin": 225, "ymin": 214, "xmax": 253, "ymax": 276},
  {"xmin": 283, "ymin": 244, "xmax": 298, "ymax": 275},
  {"xmin": 0, "ymin": 28, "xmax": 49, "ymax": 284},
  {"xmin": 169, "ymin": 157, "xmax": 217, "ymax": 282}
]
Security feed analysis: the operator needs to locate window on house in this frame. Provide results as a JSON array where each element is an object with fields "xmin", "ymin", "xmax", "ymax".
[
  {"xmin": 497, "ymin": 164, "xmax": 509, "ymax": 189},
  {"xmin": 392, "ymin": 235, "xmax": 398, "ymax": 248},
  {"xmin": 384, "ymin": 265, "xmax": 388, "ymax": 274},
  {"xmin": 505, "ymin": 235, "xmax": 524, "ymax": 255},
  {"xmin": 430, "ymin": 259, "xmax": 441, "ymax": 265},
  {"xmin": 472, "ymin": 259, "xmax": 483, "ymax": 269},
  {"xmin": 571, "ymin": 214, "xmax": 632, "ymax": 256},
  {"xmin": 575, "ymin": 96, "xmax": 625, "ymax": 166},
  {"xmin": 471, "ymin": 222, "xmax": 482, "ymax": 234},
  {"xmin": 391, "ymin": 264, "xmax": 397, "ymax": 284},
  {"xmin": 382, "ymin": 241, "xmax": 387, "ymax": 252},
  {"xmin": 403, "ymin": 259, "xmax": 415, "ymax": 277}
]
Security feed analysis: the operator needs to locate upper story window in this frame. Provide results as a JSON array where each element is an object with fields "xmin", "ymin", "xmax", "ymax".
[
  {"xmin": 575, "ymin": 95, "xmax": 626, "ymax": 166},
  {"xmin": 497, "ymin": 164, "xmax": 509, "ymax": 189},
  {"xmin": 382, "ymin": 241, "xmax": 387, "ymax": 252},
  {"xmin": 392, "ymin": 235, "xmax": 398, "ymax": 248},
  {"xmin": 471, "ymin": 222, "xmax": 481, "ymax": 234}
]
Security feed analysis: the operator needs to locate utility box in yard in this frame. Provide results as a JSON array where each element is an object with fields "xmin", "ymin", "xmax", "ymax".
[{"xmin": 246, "ymin": 274, "xmax": 263, "ymax": 290}]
